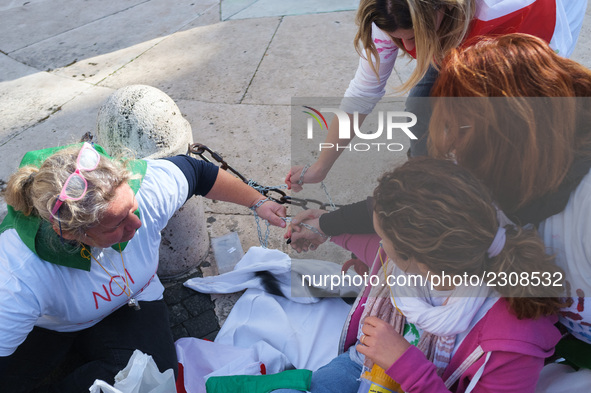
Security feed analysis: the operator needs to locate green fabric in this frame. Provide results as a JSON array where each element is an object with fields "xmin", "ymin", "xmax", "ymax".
[
  {"xmin": 0, "ymin": 143, "xmax": 147, "ymax": 271},
  {"xmin": 555, "ymin": 335, "xmax": 591, "ymax": 370},
  {"xmin": 205, "ymin": 369, "xmax": 312, "ymax": 393}
]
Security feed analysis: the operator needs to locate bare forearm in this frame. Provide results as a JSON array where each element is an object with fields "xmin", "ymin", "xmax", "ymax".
[
  {"xmin": 316, "ymin": 113, "xmax": 368, "ymax": 172},
  {"xmin": 205, "ymin": 170, "xmax": 264, "ymax": 208}
]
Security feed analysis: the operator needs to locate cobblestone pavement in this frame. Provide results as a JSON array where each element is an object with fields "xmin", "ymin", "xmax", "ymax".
[{"xmin": 162, "ymin": 256, "xmax": 221, "ymax": 343}]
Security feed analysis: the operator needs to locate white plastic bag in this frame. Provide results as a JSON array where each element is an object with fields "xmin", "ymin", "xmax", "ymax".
[{"xmin": 89, "ymin": 350, "xmax": 176, "ymax": 393}]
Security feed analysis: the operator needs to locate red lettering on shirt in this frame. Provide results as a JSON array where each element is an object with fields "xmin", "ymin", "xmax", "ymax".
[{"xmin": 93, "ymin": 284, "xmax": 112, "ymax": 309}]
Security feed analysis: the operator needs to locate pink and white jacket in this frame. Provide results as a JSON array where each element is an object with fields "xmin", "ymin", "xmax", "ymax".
[{"xmin": 333, "ymin": 233, "xmax": 561, "ymax": 393}]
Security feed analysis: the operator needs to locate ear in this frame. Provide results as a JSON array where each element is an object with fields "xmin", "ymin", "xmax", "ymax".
[{"xmin": 51, "ymin": 222, "xmax": 78, "ymax": 241}]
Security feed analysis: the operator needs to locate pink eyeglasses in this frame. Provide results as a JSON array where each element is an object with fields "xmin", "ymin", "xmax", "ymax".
[{"xmin": 50, "ymin": 142, "xmax": 101, "ymax": 219}]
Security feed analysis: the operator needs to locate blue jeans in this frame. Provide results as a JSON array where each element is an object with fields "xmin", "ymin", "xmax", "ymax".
[
  {"xmin": 274, "ymin": 350, "xmax": 363, "ymax": 393},
  {"xmin": 0, "ymin": 300, "xmax": 178, "ymax": 393},
  {"xmin": 406, "ymin": 65, "xmax": 439, "ymax": 157}
]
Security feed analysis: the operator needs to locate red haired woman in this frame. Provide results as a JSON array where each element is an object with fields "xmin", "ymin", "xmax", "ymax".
[{"xmin": 429, "ymin": 33, "xmax": 591, "ymax": 369}]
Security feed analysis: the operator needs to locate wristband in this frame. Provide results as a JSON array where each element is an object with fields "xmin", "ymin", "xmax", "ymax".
[
  {"xmin": 250, "ymin": 197, "xmax": 270, "ymax": 211},
  {"xmin": 297, "ymin": 164, "xmax": 311, "ymax": 186}
]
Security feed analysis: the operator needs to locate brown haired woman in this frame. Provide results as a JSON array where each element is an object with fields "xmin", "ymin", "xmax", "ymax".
[{"xmin": 285, "ymin": 0, "xmax": 586, "ymax": 190}]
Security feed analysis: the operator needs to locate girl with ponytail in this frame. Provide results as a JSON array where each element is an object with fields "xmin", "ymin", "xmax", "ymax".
[{"xmin": 280, "ymin": 157, "xmax": 563, "ymax": 393}]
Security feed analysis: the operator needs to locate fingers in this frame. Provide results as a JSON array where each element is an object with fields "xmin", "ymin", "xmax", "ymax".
[
  {"xmin": 288, "ymin": 231, "xmax": 326, "ymax": 253},
  {"xmin": 285, "ymin": 170, "xmax": 292, "ymax": 190},
  {"xmin": 257, "ymin": 202, "xmax": 287, "ymax": 228},
  {"xmin": 362, "ymin": 316, "xmax": 383, "ymax": 329},
  {"xmin": 341, "ymin": 258, "xmax": 370, "ymax": 276},
  {"xmin": 291, "ymin": 211, "xmax": 318, "ymax": 226},
  {"xmin": 359, "ymin": 317, "xmax": 383, "ymax": 341},
  {"xmin": 291, "ymin": 183, "xmax": 303, "ymax": 193},
  {"xmin": 291, "ymin": 209, "xmax": 325, "ymax": 226},
  {"xmin": 286, "ymin": 163, "xmax": 330, "ymax": 193},
  {"xmin": 284, "ymin": 211, "xmax": 328, "ymax": 252},
  {"xmin": 288, "ymin": 222, "xmax": 324, "ymax": 252},
  {"xmin": 284, "ymin": 221, "xmax": 304, "ymax": 240},
  {"xmin": 356, "ymin": 319, "xmax": 411, "ymax": 370},
  {"xmin": 286, "ymin": 166, "xmax": 303, "ymax": 192},
  {"xmin": 290, "ymin": 237, "xmax": 309, "ymax": 253}
]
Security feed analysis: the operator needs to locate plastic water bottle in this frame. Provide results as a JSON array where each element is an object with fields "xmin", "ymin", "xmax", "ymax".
[
  {"xmin": 211, "ymin": 232, "xmax": 244, "ymax": 274},
  {"xmin": 357, "ymin": 364, "xmax": 404, "ymax": 393}
]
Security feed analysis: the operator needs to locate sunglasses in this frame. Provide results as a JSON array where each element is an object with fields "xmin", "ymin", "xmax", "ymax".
[{"xmin": 50, "ymin": 142, "xmax": 101, "ymax": 219}]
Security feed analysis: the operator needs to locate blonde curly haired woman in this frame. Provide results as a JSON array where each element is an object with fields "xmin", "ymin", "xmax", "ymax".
[
  {"xmin": 0, "ymin": 143, "xmax": 286, "ymax": 392},
  {"xmin": 286, "ymin": 0, "xmax": 587, "ymax": 190}
]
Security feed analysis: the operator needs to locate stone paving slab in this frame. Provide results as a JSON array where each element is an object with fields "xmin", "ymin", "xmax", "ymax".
[
  {"xmin": 177, "ymin": 99, "xmax": 291, "ymax": 195},
  {"xmin": 0, "ymin": 0, "xmax": 45, "ymax": 12},
  {"xmin": 7, "ymin": 0, "xmax": 218, "ymax": 72},
  {"xmin": 572, "ymin": 9, "xmax": 591, "ymax": 67},
  {"xmin": 0, "ymin": 53, "xmax": 38, "ymax": 83},
  {"xmin": 243, "ymin": 11, "xmax": 360, "ymax": 105},
  {"xmin": 221, "ymin": 0, "xmax": 257, "ymax": 20},
  {"xmin": 0, "ymin": 71, "xmax": 93, "ymax": 145},
  {"xmin": 0, "ymin": 85, "xmax": 113, "ymax": 177},
  {"xmin": 99, "ymin": 16, "xmax": 281, "ymax": 104},
  {"xmin": 0, "ymin": 0, "xmax": 146, "ymax": 54},
  {"xmin": 48, "ymin": 6, "xmax": 220, "ymax": 85}
]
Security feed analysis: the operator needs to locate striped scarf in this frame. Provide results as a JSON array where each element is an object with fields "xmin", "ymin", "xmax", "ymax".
[{"xmin": 359, "ymin": 251, "xmax": 490, "ymax": 376}]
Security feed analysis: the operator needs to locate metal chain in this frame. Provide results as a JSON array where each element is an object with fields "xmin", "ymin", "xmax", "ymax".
[
  {"xmin": 187, "ymin": 143, "xmax": 340, "ymax": 247},
  {"xmin": 188, "ymin": 143, "xmax": 341, "ymax": 210},
  {"xmin": 253, "ymin": 213, "xmax": 271, "ymax": 248},
  {"xmin": 299, "ymin": 164, "xmax": 336, "ymax": 211},
  {"xmin": 250, "ymin": 198, "xmax": 271, "ymax": 248},
  {"xmin": 320, "ymin": 182, "xmax": 337, "ymax": 211}
]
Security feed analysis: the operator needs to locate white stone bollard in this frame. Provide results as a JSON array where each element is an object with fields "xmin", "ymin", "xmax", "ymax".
[{"xmin": 96, "ymin": 85, "xmax": 209, "ymax": 279}]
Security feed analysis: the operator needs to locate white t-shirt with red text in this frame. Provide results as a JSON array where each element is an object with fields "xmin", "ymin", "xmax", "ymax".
[{"xmin": 0, "ymin": 160, "xmax": 187, "ymax": 356}]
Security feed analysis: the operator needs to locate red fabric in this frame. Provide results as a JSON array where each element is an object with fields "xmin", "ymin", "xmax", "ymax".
[
  {"xmin": 405, "ymin": 0, "xmax": 556, "ymax": 59},
  {"xmin": 176, "ymin": 362, "xmax": 187, "ymax": 393},
  {"xmin": 466, "ymin": 0, "xmax": 555, "ymax": 44}
]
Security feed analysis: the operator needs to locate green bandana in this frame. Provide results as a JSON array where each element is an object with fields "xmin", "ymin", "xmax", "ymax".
[{"xmin": 0, "ymin": 143, "xmax": 147, "ymax": 271}]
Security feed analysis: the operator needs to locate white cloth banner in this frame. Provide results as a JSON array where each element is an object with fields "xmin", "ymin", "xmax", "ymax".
[
  {"xmin": 175, "ymin": 337, "xmax": 290, "ymax": 393},
  {"xmin": 184, "ymin": 247, "xmax": 360, "ymax": 302},
  {"xmin": 178, "ymin": 247, "xmax": 355, "ymax": 392}
]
